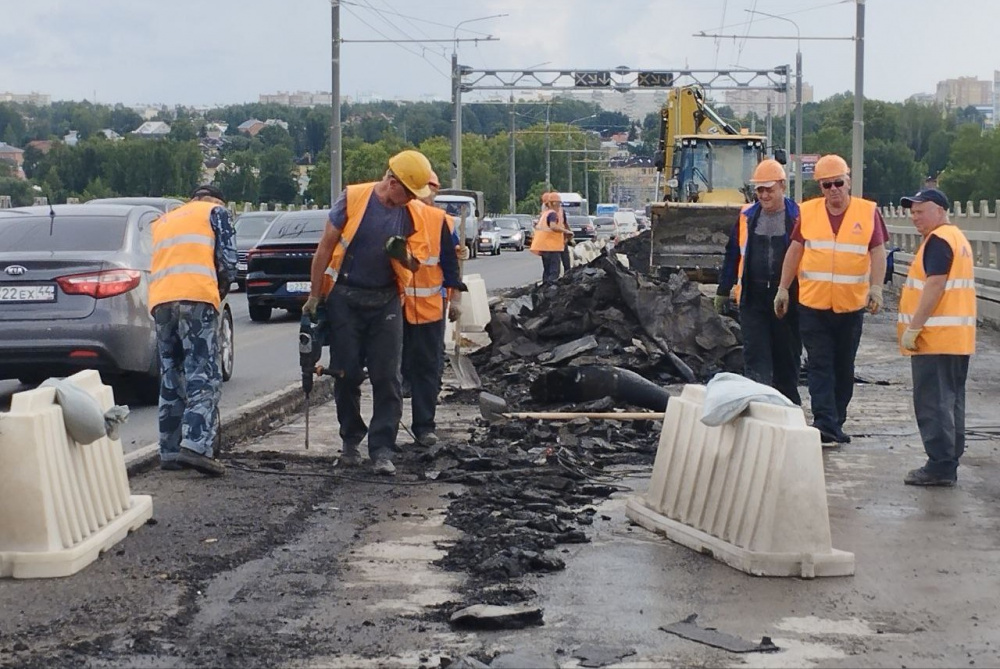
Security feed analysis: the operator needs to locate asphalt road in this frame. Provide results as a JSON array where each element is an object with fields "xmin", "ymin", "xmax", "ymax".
[{"xmin": 0, "ymin": 248, "xmax": 541, "ymax": 453}]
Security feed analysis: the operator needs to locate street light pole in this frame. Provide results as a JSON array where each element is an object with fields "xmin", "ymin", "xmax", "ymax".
[
  {"xmin": 746, "ymin": 9, "xmax": 803, "ymax": 202},
  {"xmin": 330, "ymin": 0, "xmax": 342, "ymax": 200},
  {"xmin": 508, "ymin": 92, "xmax": 516, "ymax": 212},
  {"xmin": 852, "ymin": 0, "xmax": 866, "ymax": 196}
]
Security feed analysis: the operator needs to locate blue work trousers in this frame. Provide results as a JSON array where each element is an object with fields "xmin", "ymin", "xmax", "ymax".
[
  {"xmin": 912, "ymin": 354, "xmax": 969, "ymax": 480},
  {"xmin": 402, "ymin": 318, "xmax": 446, "ymax": 437},
  {"xmin": 541, "ymin": 252, "xmax": 562, "ymax": 284},
  {"xmin": 153, "ymin": 301, "xmax": 222, "ymax": 460},
  {"xmin": 798, "ymin": 306, "xmax": 864, "ymax": 436}
]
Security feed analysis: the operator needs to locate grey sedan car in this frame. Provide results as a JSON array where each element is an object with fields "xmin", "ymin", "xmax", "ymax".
[{"xmin": 0, "ymin": 204, "xmax": 234, "ymax": 403}]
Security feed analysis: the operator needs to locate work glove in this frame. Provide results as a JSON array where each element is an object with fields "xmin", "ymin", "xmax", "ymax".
[
  {"xmin": 901, "ymin": 327, "xmax": 921, "ymax": 351},
  {"xmin": 773, "ymin": 286, "xmax": 790, "ymax": 319},
  {"xmin": 303, "ymin": 295, "xmax": 320, "ymax": 317},
  {"xmin": 457, "ymin": 245, "xmax": 470, "ymax": 261},
  {"xmin": 449, "ymin": 303, "xmax": 462, "ymax": 322},
  {"xmin": 713, "ymin": 291, "xmax": 730, "ymax": 315},
  {"xmin": 384, "ymin": 235, "xmax": 410, "ymax": 262},
  {"xmin": 867, "ymin": 284, "xmax": 884, "ymax": 315}
]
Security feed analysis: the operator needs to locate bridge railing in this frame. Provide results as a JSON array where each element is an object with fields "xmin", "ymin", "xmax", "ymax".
[{"xmin": 882, "ymin": 200, "xmax": 1000, "ymax": 323}]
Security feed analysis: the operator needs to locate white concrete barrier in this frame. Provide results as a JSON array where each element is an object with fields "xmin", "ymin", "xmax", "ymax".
[
  {"xmin": 625, "ymin": 384, "xmax": 854, "ymax": 578},
  {"xmin": 0, "ymin": 370, "xmax": 153, "ymax": 578},
  {"xmin": 460, "ymin": 273, "xmax": 490, "ymax": 332}
]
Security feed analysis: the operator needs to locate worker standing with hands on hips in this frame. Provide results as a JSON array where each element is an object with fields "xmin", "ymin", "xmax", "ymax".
[
  {"xmin": 401, "ymin": 170, "xmax": 467, "ymax": 448},
  {"xmin": 897, "ymin": 188, "xmax": 976, "ymax": 486},
  {"xmin": 304, "ymin": 150, "xmax": 433, "ymax": 476},
  {"xmin": 715, "ymin": 159, "xmax": 802, "ymax": 404},
  {"xmin": 531, "ymin": 192, "xmax": 571, "ymax": 284},
  {"xmin": 773, "ymin": 154, "xmax": 887, "ymax": 445},
  {"xmin": 150, "ymin": 184, "xmax": 236, "ymax": 477}
]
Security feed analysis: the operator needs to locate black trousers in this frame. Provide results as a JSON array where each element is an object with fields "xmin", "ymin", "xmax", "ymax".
[
  {"xmin": 541, "ymin": 252, "xmax": 562, "ymax": 284},
  {"xmin": 739, "ymin": 286, "xmax": 801, "ymax": 405},
  {"xmin": 402, "ymin": 319, "xmax": 446, "ymax": 436},
  {"xmin": 912, "ymin": 355, "xmax": 969, "ymax": 479},
  {"xmin": 326, "ymin": 285, "xmax": 403, "ymax": 461},
  {"xmin": 798, "ymin": 306, "xmax": 864, "ymax": 435}
]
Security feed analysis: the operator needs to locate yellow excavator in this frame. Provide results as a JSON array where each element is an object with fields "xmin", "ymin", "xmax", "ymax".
[{"xmin": 650, "ymin": 86, "xmax": 784, "ymax": 282}]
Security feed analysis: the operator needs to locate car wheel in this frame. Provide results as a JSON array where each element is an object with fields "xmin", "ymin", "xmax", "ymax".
[
  {"xmin": 249, "ymin": 304, "xmax": 272, "ymax": 323},
  {"xmin": 219, "ymin": 306, "xmax": 234, "ymax": 381}
]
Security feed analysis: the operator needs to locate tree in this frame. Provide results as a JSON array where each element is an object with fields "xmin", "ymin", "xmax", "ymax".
[
  {"xmin": 215, "ymin": 151, "xmax": 259, "ymax": 204},
  {"xmin": 258, "ymin": 146, "xmax": 297, "ymax": 204},
  {"xmin": 939, "ymin": 125, "xmax": 1000, "ymax": 204},
  {"xmin": 169, "ymin": 119, "xmax": 198, "ymax": 142}
]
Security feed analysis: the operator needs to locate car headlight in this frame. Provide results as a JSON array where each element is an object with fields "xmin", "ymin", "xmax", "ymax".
[{"xmin": 512, "ymin": 232, "xmax": 522, "ymax": 240}]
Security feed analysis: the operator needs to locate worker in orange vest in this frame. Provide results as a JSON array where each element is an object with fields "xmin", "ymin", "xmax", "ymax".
[
  {"xmin": 530, "ymin": 192, "xmax": 571, "ymax": 284},
  {"xmin": 150, "ymin": 184, "xmax": 236, "ymax": 477},
  {"xmin": 773, "ymin": 154, "xmax": 887, "ymax": 445},
  {"xmin": 305, "ymin": 150, "xmax": 433, "ymax": 476},
  {"xmin": 716, "ymin": 159, "xmax": 801, "ymax": 404},
  {"xmin": 897, "ymin": 188, "xmax": 976, "ymax": 486},
  {"xmin": 401, "ymin": 171, "xmax": 466, "ymax": 447}
]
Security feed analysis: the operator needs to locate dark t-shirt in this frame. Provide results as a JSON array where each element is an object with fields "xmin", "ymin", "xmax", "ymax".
[
  {"xmin": 791, "ymin": 205, "xmax": 887, "ymax": 249},
  {"xmin": 328, "ymin": 189, "xmax": 414, "ymax": 288},
  {"xmin": 922, "ymin": 234, "xmax": 954, "ymax": 276}
]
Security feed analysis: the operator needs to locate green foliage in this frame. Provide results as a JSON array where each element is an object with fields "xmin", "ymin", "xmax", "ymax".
[
  {"xmin": 0, "ymin": 177, "xmax": 35, "ymax": 205},
  {"xmin": 258, "ymin": 146, "xmax": 298, "ymax": 204},
  {"xmin": 214, "ymin": 151, "xmax": 260, "ymax": 204},
  {"xmin": 939, "ymin": 125, "xmax": 1000, "ymax": 204}
]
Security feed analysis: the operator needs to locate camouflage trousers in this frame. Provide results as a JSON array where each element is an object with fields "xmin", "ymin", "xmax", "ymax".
[{"xmin": 153, "ymin": 301, "xmax": 222, "ymax": 460}]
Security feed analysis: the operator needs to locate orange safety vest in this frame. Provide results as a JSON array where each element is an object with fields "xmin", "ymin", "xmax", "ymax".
[
  {"xmin": 149, "ymin": 200, "xmax": 221, "ymax": 312},
  {"xmin": 898, "ymin": 225, "xmax": 976, "ymax": 356},
  {"xmin": 402, "ymin": 201, "xmax": 450, "ymax": 324},
  {"xmin": 321, "ymin": 183, "xmax": 430, "ymax": 297},
  {"xmin": 797, "ymin": 196, "xmax": 876, "ymax": 313},
  {"xmin": 530, "ymin": 209, "xmax": 565, "ymax": 254},
  {"xmin": 731, "ymin": 204, "xmax": 754, "ymax": 304}
]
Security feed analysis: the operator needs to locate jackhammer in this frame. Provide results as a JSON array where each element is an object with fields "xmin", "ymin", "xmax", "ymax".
[{"xmin": 299, "ymin": 304, "xmax": 329, "ymax": 449}]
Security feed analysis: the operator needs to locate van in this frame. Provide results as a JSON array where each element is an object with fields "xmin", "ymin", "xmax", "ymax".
[{"xmin": 613, "ymin": 210, "xmax": 639, "ymax": 239}]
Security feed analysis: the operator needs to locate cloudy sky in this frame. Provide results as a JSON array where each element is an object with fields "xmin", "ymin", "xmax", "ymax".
[{"xmin": 1, "ymin": 0, "xmax": 997, "ymax": 108}]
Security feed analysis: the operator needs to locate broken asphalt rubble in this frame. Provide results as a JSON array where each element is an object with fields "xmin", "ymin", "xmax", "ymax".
[{"xmin": 430, "ymin": 244, "xmax": 745, "ymax": 628}]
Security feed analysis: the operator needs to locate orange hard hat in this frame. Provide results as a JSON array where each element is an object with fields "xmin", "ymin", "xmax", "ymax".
[
  {"xmin": 750, "ymin": 159, "xmax": 786, "ymax": 186},
  {"xmin": 813, "ymin": 154, "xmax": 850, "ymax": 181}
]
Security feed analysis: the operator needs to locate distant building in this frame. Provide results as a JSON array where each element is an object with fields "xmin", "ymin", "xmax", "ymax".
[
  {"xmin": 204, "ymin": 122, "xmax": 227, "ymax": 140},
  {"xmin": 259, "ymin": 91, "xmax": 332, "ymax": 107},
  {"xmin": 132, "ymin": 121, "xmax": 171, "ymax": 138},
  {"xmin": 263, "ymin": 118, "xmax": 289, "ymax": 131},
  {"xmin": 27, "ymin": 139, "xmax": 53, "ymax": 154},
  {"xmin": 0, "ymin": 142, "xmax": 25, "ymax": 179},
  {"xmin": 724, "ymin": 82, "xmax": 814, "ymax": 117},
  {"xmin": 936, "ymin": 76, "xmax": 992, "ymax": 108},
  {"xmin": 238, "ymin": 119, "xmax": 266, "ymax": 136},
  {"xmin": 63, "ymin": 130, "xmax": 79, "ymax": 147},
  {"xmin": 99, "ymin": 129, "xmax": 122, "ymax": 141},
  {"xmin": 906, "ymin": 92, "xmax": 937, "ymax": 106},
  {"xmin": 0, "ymin": 91, "xmax": 51, "ymax": 106}
]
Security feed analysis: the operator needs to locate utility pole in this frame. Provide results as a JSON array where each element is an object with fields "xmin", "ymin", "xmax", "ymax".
[
  {"xmin": 451, "ymin": 50, "xmax": 462, "ymax": 189},
  {"xmin": 544, "ymin": 102, "xmax": 551, "ymax": 190},
  {"xmin": 508, "ymin": 92, "xmax": 516, "ymax": 212},
  {"xmin": 330, "ymin": 0, "xmax": 342, "ymax": 199},
  {"xmin": 852, "ymin": 0, "xmax": 866, "ymax": 196}
]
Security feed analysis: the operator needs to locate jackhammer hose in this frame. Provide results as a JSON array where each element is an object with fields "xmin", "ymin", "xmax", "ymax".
[{"xmin": 529, "ymin": 365, "xmax": 671, "ymax": 412}]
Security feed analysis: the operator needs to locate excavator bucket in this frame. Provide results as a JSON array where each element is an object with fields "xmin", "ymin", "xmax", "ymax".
[{"xmin": 649, "ymin": 201, "xmax": 744, "ymax": 283}]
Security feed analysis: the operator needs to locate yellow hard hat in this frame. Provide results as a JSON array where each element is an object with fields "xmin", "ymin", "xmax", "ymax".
[
  {"xmin": 388, "ymin": 150, "xmax": 433, "ymax": 199},
  {"xmin": 813, "ymin": 154, "xmax": 850, "ymax": 181},
  {"xmin": 750, "ymin": 159, "xmax": 786, "ymax": 186}
]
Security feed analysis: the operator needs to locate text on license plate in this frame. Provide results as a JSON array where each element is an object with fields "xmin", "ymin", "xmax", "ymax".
[
  {"xmin": 0, "ymin": 284, "xmax": 56, "ymax": 302},
  {"xmin": 285, "ymin": 281, "xmax": 311, "ymax": 293}
]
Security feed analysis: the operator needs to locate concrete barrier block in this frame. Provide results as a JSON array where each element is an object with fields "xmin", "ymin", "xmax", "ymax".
[
  {"xmin": 460, "ymin": 273, "xmax": 490, "ymax": 332},
  {"xmin": 0, "ymin": 370, "xmax": 152, "ymax": 578},
  {"xmin": 626, "ymin": 384, "xmax": 854, "ymax": 578}
]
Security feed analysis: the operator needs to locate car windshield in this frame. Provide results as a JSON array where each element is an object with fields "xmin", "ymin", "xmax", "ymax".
[
  {"xmin": 263, "ymin": 214, "xmax": 328, "ymax": 241},
  {"xmin": 594, "ymin": 217, "xmax": 616, "ymax": 229},
  {"xmin": 0, "ymin": 215, "xmax": 127, "ymax": 251},
  {"xmin": 495, "ymin": 219, "xmax": 520, "ymax": 230},
  {"xmin": 235, "ymin": 215, "xmax": 276, "ymax": 239},
  {"xmin": 436, "ymin": 200, "xmax": 473, "ymax": 219},
  {"xmin": 480, "ymin": 220, "xmax": 496, "ymax": 231}
]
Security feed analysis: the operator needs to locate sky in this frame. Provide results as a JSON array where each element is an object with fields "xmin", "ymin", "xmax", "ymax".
[{"xmin": 1, "ymin": 0, "xmax": 998, "ymax": 109}]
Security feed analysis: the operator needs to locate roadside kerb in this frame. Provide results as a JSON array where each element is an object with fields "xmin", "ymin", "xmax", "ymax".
[{"xmin": 124, "ymin": 377, "xmax": 335, "ymax": 476}]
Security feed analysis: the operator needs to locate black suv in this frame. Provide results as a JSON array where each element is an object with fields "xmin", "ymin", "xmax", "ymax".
[{"xmin": 245, "ymin": 210, "xmax": 327, "ymax": 322}]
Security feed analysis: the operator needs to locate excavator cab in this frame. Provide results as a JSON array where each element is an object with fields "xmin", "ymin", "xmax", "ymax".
[{"xmin": 668, "ymin": 136, "xmax": 766, "ymax": 204}]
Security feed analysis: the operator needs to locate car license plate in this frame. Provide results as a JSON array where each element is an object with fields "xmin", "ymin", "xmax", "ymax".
[
  {"xmin": 285, "ymin": 281, "xmax": 311, "ymax": 293},
  {"xmin": 236, "ymin": 262, "xmax": 247, "ymax": 271},
  {"xmin": 0, "ymin": 284, "xmax": 56, "ymax": 302}
]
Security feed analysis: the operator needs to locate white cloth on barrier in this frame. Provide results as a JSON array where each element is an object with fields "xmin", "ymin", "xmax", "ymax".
[{"xmin": 701, "ymin": 372, "xmax": 796, "ymax": 426}]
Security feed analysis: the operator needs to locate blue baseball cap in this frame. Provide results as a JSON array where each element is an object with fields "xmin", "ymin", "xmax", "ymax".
[{"xmin": 900, "ymin": 188, "xmax": 949, "ymax": 210}]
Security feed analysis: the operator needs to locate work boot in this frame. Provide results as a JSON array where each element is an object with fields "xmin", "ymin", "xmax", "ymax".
[
  {"xmin": 160, "ymin": 460, "xmax": 184, "ymax": 471},
  {"xmin": 339, "ymin": 443, "xmax": 362, "ymax": 467},
  {"xmin": 373, "ymin": 458, "xmax": 396, "ymax": 476},
  {"xmin": 814, "ymin": 426, "xmax": 840, "ymax": 447},
  {"xmin": 177, "ymin": 447, "xmax": 226, "ymax": 477},
  {"xmin": 415, "ymin": 430, "xmax": 439, "ymax": 447},
  {"xmin": 835, "ymin": 430, "xmax": 852, "ymax": 444},
  {"xmin": 904, "ymin": 467, "xmax": 956, "ymax": 487}
]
